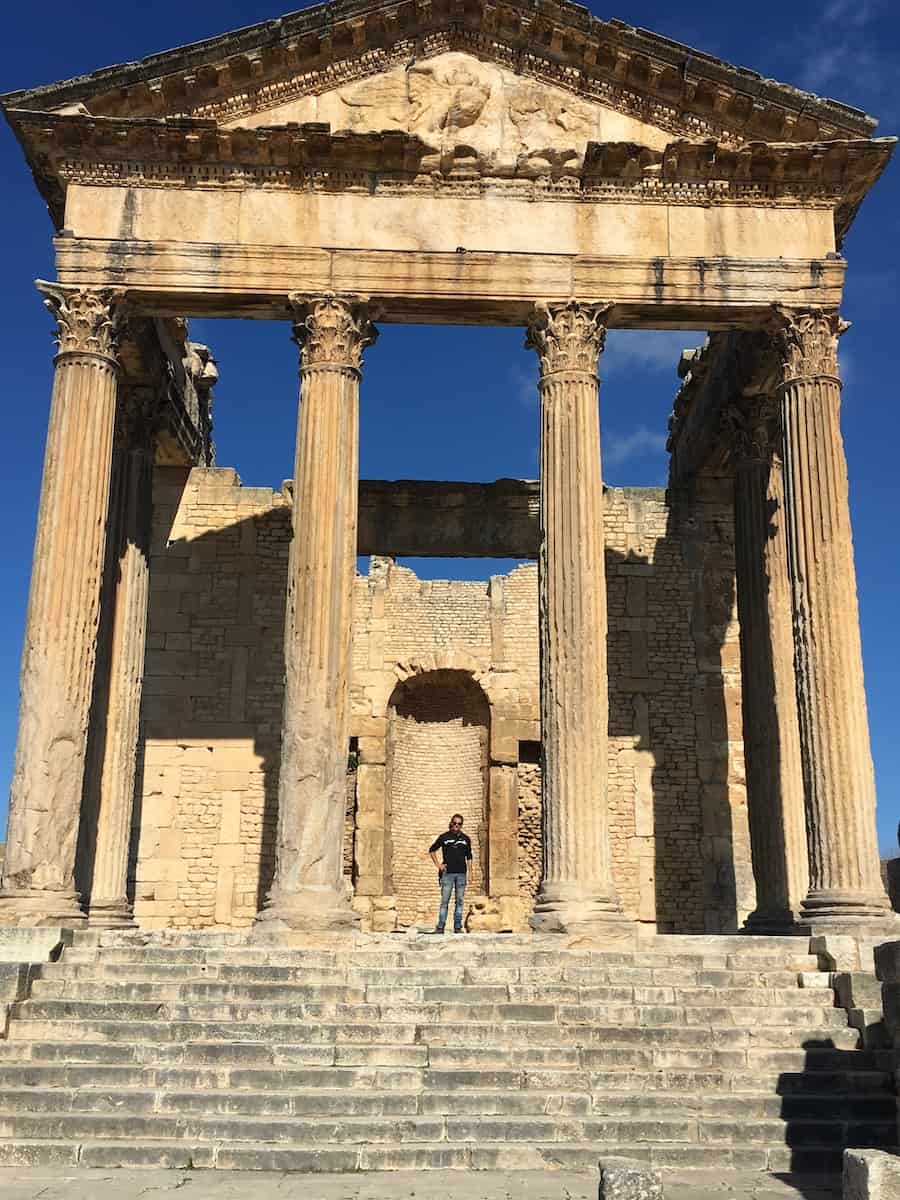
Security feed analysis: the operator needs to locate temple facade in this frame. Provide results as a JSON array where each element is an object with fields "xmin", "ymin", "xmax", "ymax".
[{"xmin": 0, "ymin": 0, "xmax": 895, "ymax": 940}]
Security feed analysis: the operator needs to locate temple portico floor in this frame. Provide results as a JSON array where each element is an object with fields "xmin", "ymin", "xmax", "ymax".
[{"xmin": 0, "ymin": 1167, "xmax": 842, "ymax": 1200}]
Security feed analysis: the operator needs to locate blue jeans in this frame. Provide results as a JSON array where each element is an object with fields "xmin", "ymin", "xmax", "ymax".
[{"xmin": 437, "ymin": 872, "xmax": 467, "ymax": 932}]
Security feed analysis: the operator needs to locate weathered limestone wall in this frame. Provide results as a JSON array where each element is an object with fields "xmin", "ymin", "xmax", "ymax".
[
  {"xmin": 132, "ymin": 467, "xmax": 289, "ymax": 929},
  {"xmin": 132, "ymin": 467, "xmax": 751, "ymax": 932},
  {"xmin": 387, "ymin": 671, "xmax": 490, "ymax": 924}
]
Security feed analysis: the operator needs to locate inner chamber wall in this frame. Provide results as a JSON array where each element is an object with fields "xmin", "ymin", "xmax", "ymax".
[{"xmin": 131, "ymin": 466, "xmax": 752, "ymax": 933}]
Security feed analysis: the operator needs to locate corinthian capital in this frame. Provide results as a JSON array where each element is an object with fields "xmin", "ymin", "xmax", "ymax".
[
  {"xmin": 118, "ymin": 384, "xmax": 164, "ymax": 452},
  {"xmin": 526, "ymin": 301, "xmax": 614, "ymax": 377},
  {"xmin": 722, "ymin": 393, "xmax": 780, "ymax": 466},
  {"xmin": 37, "ymin": 281, "xmax": 126, "ymax": 362},
  {"xmin": 289, "ymin": 294, "xmax": 378, "ymax": 372},
  {"xmin": 771, "ymin": 306, "xmax": 850, "ymax": 386}
]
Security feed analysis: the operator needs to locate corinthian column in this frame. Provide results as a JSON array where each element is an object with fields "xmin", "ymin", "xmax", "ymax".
[
  {"xmin": 0, "ymin": 283, "xmax": 125, "ymax": 926},
  {"xmin": 87, "ymin": 388, "xmax": 157, "ymax": 926},
  {"xmin": 774, "ymin": 308, "xmax": 892, "ymax": 924},
  {"xmin": 526, "ymin": 301, "xmax": 626, "ymax": 935},
  {"xmin": 727, "ymin": 393, "xmax": 808, "ymax": 933},
  {"xmin": 256, "ymin": 294, "xmax": 376, "ymax": 931}
]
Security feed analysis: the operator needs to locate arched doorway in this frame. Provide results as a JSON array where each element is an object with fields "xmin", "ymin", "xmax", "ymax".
[{"xmin": 386, "ymin": 669, "xmax": 490, "ymax": 925}]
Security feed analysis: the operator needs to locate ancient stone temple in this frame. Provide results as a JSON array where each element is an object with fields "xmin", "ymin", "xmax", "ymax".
[{"xmin": 0, "ymin": 0, "xmax": 897, "ymax": 1177}]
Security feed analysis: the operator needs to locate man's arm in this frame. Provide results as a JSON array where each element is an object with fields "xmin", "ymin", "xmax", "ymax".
[
  {"xmin": 465, "ymin": 835, "xmax": 473, "ymax": 862},
  {"xmin": 429, "ymin": 834, "xmax": 445, "ymax": 873}
]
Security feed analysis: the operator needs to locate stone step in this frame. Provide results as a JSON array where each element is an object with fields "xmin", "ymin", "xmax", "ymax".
[
  {"xmin": 34, "ymin": 962, "xmax": 817, "ymax": 991},
  {"xmin": 0, "ymin": 1135, "xmax": 871, "ymax": 1173},
  {"xmin": 10, "ymin": 997, "xmax": 848, "ymax": 1029},
  {"xmin": 5, "ymin": 1017, "xmax": 857, "ymax": 1055},
  {"xmin": 28, "ymin": 977, "xmax": 837, "ymax": 1008},
  {"xmin": 0, "ymin": 1085, "xmax": 894, "ymax": 1123},
  {"xmin": 56, "ymin": 947, "xmax": 821, "ymax": 972},
  {"xmin": 0, "ymin": 1061, "xmax": 890, "ymax": 1096},
  {"xmin": 0, "ymin": 1034, "xmax": 872, "ymax": 1073},
  {"xmin": 0, "ymin": 1108, "xmax": 888, "ymax": 1150}
]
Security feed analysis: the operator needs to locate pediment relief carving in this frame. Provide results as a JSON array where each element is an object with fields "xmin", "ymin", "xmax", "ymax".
[
  {"xmin": 224, "ymin": 52, "xmax": 672, "ymax": 172},
  {"xmin": 5, "ymin": 0, "xmax": 878, "ymax": 154}
]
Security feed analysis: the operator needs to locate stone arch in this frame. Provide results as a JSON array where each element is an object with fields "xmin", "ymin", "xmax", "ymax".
[{"xmin": 385, "ymin": 668, "xmax": 490, "ymax": 925}]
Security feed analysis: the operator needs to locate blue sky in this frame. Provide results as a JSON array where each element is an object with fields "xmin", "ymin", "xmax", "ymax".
[{"xmin": 0, "ymin": 1, "xmax": 897, "ymax": 855}]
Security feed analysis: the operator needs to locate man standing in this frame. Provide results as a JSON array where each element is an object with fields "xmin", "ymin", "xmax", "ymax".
[{"xmin": 428, "ymin": 814, "xmax": 472, "ymax": 934}]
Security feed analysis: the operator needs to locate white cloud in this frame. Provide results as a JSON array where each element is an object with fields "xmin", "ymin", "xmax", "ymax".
[
  {"xmin": 604, "ymin": 426, "xmax": 669, "ymax": 466},
  {"xmin": 779, "ymin": 0, "xmax": 897, "ymax": 125},
  {"xmin": 509, "ymin": 362, "xmax": 538, "ymax": 408},
  {"xmin": 822, "ymin": 0, "xmax": 877, "ymax": 27},
  {"xmin": 602, "ymin": 330, "xmax": 704, "ymax": 377}
]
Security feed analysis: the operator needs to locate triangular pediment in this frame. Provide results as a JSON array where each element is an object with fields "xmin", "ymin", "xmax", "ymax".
[
  {"xmin": 3, "ymin": 0, "xmax": 879, "ymax": 150},
  {"xmin": 223, "ymin": 50, "xmax": 674, "ymax": 174}
]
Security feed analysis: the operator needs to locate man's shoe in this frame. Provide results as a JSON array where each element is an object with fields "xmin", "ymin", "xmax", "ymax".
[
  {"xmin": 453, "ymin": 928, "xmax": 465, "ymax": 934},
  {"xmin": 433, "ymin": 927, "xmax": 445, "ymax": 934}
]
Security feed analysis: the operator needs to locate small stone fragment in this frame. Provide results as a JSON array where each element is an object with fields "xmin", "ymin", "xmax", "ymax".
[
  {"xmin": 843, "ymin": 1149, "xmax": 900, "ymax": 1200},
  {"xmin": 599, "ymin": 1155, "xmax": 664, "ymax": 1200}
]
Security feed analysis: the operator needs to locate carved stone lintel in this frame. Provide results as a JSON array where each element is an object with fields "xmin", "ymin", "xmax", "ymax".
[
  {"xmin": 525, "ymin": 301, "xmax": 613, "ymax": 377},
  {"xmin": 289, "ymin": 294, "xmax": 378, "ymax": 372},
  {"xmin": 772, "ymin": 305, "xmax": 849, "ymax": 386},
  {"xmin": 36, "ymin": 281, "xmax": 126, "ymax": 363}
]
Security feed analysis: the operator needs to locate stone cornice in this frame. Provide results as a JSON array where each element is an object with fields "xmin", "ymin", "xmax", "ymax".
[
  {"xmin": 2, "ymin": 0, "xmax": 878, "ymax": 151},
  {"xmin": 11, "ymin": 108, "xmax": 893, "ymax": 237}
]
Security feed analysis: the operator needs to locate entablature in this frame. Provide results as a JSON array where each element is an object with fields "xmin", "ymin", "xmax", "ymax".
[
  {"xmin": 13, "ymin": 106, "xmax": 893, "ymax": 239},
  {"xmin": 358, "ymin": 478, "xmax": 539, "ymax": 558},
  {"xmin": 53, "ymin": 241, "xmax": 847, "ymax": 327}
]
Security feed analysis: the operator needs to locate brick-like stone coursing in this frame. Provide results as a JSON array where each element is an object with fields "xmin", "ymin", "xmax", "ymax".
[{"xmin": 133, "ymin": 467, "xmax": 751, "ymax": 931}]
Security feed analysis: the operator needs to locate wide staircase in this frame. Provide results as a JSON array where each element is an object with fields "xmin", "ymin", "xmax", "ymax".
[{"xmin": 0, "ymin": 931, "xmax": 895, "ymax": 1173}]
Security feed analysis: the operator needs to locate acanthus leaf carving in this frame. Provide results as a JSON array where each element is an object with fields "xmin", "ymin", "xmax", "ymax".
[
  {"xmin": 36, "ymin": 282, "xmax": 126, "ymax": 362},
  {"xmin": 721, "ymin": 393, "xmax": 780, "ymax": 466},
  {"xmin": 117, "ymin": 384, "xmax": 166, "ymax": 452},
  {"xmin": 289, "ymin": 293, "xmax": 378, "ymax": 372},
  {"xmin": 525, "ymin": 301, "xmax": 614, "ymax": 377},
  {"xmin": 772, "ymin": 306, "xmax": 850, "ymax": 385}
]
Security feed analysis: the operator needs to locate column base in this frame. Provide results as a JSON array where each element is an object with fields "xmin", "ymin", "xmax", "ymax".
[
  {"xmin": 254, "ymin": 885, "xmax": 360, "ymax": 933},
  {"xmin": 87, "ymin": 900, "xmax": 136, "ymax": 929},
  {"xmin": 743, "ymin": 907, "xmax": 806, "ymax": 936},
  {"xmin": 530, "ymin": 886, "xmax": 631, "ymax": 941},
  {"xmin": 800, "ymin": 888, "xmax": 895, "ymax": 926},
  {"xmin": 0, "ymin": 888, "xmax": 86, "ymax": 928}
]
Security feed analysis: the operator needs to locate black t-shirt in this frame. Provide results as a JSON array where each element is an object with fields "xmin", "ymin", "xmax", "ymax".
[{"xmin": 429, "ymin": 830, "xmax": 473, "ymax": 875}]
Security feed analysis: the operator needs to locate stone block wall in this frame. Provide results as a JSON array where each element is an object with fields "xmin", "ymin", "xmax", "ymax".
[
  {"xmin": 388, "ymin": 671, "xmax": 489, "ymax": 923},
  {"xmin": 131, "ymin": 466, "xmax": 752, "ymax": 932}
]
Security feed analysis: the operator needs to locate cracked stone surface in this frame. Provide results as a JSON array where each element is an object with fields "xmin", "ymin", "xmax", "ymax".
[{"xmin": 0, "ymin": 1169, "xmax": 841, "ymax": 1199}]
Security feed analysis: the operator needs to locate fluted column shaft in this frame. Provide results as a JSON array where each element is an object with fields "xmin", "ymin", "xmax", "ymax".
[
  {"xmin": 526, "ymin": 302, "xmax": 625, "ymax": 934},
  {"xmin": 730, "ymin": 395, "xmax": 808, "ymax": 932},
  {"xmin": 88, "ymin": 397, "xmax": 155, "ymax": 927},
  {"xmin": 775, "ymin": 308, "xmax": 890, "ymax": 923},
  {"xmin": 257, "ymin": 294, "xmax": 376, "ymax": 931},
  {"xmin": 0, "ymin": 284, "xmax": 124, "ymax": 926}
]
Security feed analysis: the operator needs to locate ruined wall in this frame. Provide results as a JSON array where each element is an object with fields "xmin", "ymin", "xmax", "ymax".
[
  {"xmin": 133, "ymin": 466, "xmax": 751, "ymax": 931},
  {"xmin": 132, "ymin": 467, "xmax": 288, "ymax": 928}
]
